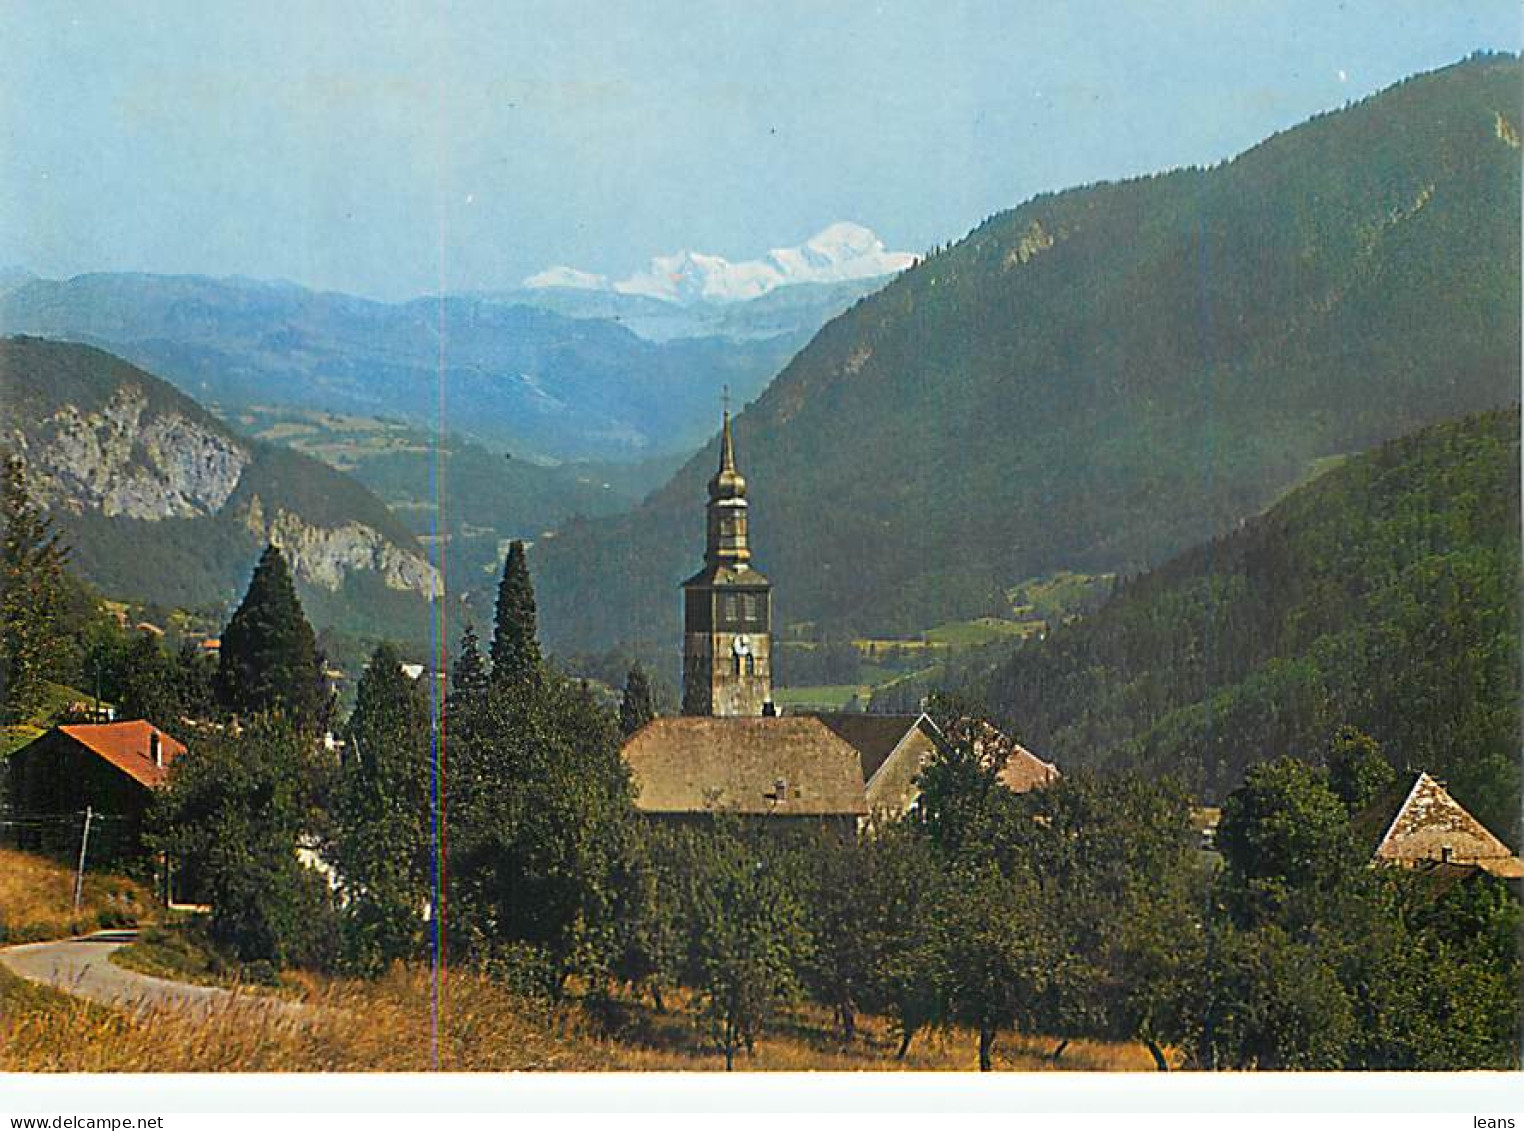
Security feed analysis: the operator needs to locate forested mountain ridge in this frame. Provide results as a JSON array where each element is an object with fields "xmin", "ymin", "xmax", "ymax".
[
  {"xmin": 986, "ymin": 408, "xmax": 1520, "ymax": 838},
  {"xmin": 0, "ymin": 275, "xmax": 807, "ymax": 461},
  {"xmin": 0, "ymin": 336, "xmax": 440, "ymax": 639},
  {"xmin": 535, "ymin": 54, "xmax": 1521, "ymax": 653}
]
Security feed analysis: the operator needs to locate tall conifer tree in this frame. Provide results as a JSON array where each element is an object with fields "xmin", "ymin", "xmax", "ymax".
[
  {"xmin": 0, "ymin": 456, "xmax": 69, "ymax": 723},
  {"xmin": 619, "ymin": 663, "xmax": 656, "ymax": 736},
  {"xmin": 216, "ymin": 543, "xmax": 329, "ymax": 733},
  {"xmin": 450, "ymin": 623, "xmax": 490, "ymax": 702},
  {"xmin": 491, "ymin": 540, "xmax": 541, "ymax": 686}
]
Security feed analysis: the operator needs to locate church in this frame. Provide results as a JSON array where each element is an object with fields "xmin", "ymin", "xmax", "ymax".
[{"xmin": 619, "ymin": 410, "xmax": 1057, "ymax": 826}]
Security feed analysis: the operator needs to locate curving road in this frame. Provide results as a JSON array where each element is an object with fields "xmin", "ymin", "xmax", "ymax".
[{"xmin": 0, "ymin": 929, "xmax": 300, "ymax": 1019}]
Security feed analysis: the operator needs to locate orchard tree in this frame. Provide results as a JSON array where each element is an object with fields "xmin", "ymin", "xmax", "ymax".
[
  {"xmin": 1216, "ymin": 756, "xmax": 1353, "ymax": 928},
  {"xmin": 1324, "ymin": 725, "xmax": 1397, "ymax": 814},
  {"xmin": 940, "ymin": 858, "xmax": 1050, "ymax": 1071},
  {"xmin": 678, "ymin": 822, "xmax": 812, "ymax": 1070},
  {"xmin": 216, "ymin": 544, "xmax": 330, "ymax": 734},
  {"xmin": 858, "ymin": 823, "xmax": 950, "ymax": 1058},
  {"xmin": 153, "ymin": 714, "xmax": 336, "ymax": 970},
  {"xmin": 1188, "ymin": 923, "xmax": 1353, "ymax": 1070}
]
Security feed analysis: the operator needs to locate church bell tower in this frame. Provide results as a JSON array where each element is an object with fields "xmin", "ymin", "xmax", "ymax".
[{"xmin": 682, "ymin": 408, "xmax": 772, "ymax": 717}]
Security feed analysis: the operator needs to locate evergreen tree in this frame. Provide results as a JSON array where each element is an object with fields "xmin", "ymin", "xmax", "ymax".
[
  {"xmin": 333, "ymin": 643, "xmax": 434, "ymax": 974},
  {"xmin": 618, "ymin": 663, "xmax": 656, "ymax": 736},
  {"xmin": 172, "ymin": 639, "xmax": 218, "ymax": 722},
  {"xmin": 451, "ymin": 624, "xmax": 490, "ymax": 703},
  {"xmin": 114, "ymin": 630, "xmax": 180, "ymax": 729},
  {"xmin": 491, "ymin": 540, "xmax": 542, "ymax": 687},
  {"xmin": 0, "ymin": 456, "xmax": 69, "ymax": 723},
  {"xmin": 216, "ymin": 544, "xmax": 330, "ymax": 733}
]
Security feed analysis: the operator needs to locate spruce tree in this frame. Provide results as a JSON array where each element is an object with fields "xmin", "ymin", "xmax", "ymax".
[
  {"xmin": 619, "ymin": 663, "xmax": 656, "ymax": 736},
  {"xmin": 450, "ymin": 623, "xmax": 490, "ymax": 702},
  {"xmin": 216, "ymin": 543, "xmax": 330, "ymax": 733},
  {"xmin": 491, "ymin": 540, "xmax": 542, "ymax": 686},
  {"xmin": 0, "ymin": 456, "xmax": 69, "ymax": 724}
]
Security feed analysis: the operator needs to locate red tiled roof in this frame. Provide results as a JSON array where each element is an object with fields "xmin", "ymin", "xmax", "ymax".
[{"xmin": 57, "ymin": 720, "xmax": 185, "ymax": 789}]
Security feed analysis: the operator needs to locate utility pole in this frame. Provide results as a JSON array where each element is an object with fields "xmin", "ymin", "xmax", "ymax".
[{"xmin": 73, "ymin": 806, "xmax": 93, "ymax": 913}]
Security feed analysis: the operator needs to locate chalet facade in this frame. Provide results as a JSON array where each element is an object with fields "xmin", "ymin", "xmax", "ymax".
[
  {"xmin": 620, "ymin": 411, "xmax": 1058, "ymax": 824},
  {"xmin": 7, "ymin": 720, "xmax": 184, "ymax": 865}
]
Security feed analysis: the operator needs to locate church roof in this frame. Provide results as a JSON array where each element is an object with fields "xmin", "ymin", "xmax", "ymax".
[
  {"xmin": 681, "ymin": 561, "xmax": 771, "ymax": 589},
  {"xmin": 813, "ymin": 713, "xmax": 931, "ymax": 782},
  {"xmin": 622, "ymin": 716, "xmax": 868, "ymax": 816}
]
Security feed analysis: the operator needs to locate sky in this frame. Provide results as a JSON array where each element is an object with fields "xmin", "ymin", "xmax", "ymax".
[{"xmin": 1, "ymin": 1, "xmax": 1516, "ymax": 301}]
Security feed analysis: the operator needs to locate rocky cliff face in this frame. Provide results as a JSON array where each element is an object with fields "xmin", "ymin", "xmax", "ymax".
[
  {"xmin": 1, "ymin": 337, "xmax": 443, "ymax": 620},
  {"xmin": 243, "ymin": 494, "xmax": 443, "ymax": 598},
  {"xmin": 15, "ymin": 384, "xmax": 248, "ymax": 519}
]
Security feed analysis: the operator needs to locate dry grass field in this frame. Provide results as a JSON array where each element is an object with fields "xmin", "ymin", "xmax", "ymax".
[
  {"xmin": 0, "ymin": 959, "xmax": 1163, "ymax": 1073},
  {"xmin": 0, "ymin": 848, "xmax": 149, "ymax": 945}
]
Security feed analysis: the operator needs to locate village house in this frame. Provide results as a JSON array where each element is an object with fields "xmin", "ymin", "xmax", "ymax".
[
  {"xmin": 1353, "ymin": 771, "xmax": 1524, "ymax": 879},
  {"xmin": 620, "ymin": 411, "xmax": 1058, "ymax": 824},
  {"xmin": 7, "ymin": 720, "xmax": 184, "ymax": 866}
]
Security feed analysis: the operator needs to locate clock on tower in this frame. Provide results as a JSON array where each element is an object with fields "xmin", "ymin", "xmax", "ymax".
[{"xmin": 681, "ymin": 409, "xmax": 773, "ymax": 717}]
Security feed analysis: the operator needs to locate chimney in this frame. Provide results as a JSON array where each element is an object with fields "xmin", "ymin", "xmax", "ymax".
[{"xmin": 149, "ymin": 731, "xmax": 162, "ymax": 768}]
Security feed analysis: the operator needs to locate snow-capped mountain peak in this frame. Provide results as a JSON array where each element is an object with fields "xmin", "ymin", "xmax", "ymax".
[{"xmin": 524, "ymin": 223, "xmax": 913, "ymax": 306}]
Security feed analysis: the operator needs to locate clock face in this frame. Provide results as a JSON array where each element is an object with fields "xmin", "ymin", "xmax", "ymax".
[{"xmin": 732, "ymin": 634, "xmax": 752, "ymax": 656}]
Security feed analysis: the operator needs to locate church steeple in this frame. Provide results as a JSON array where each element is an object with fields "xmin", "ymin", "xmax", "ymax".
[
  {"xmin": 705, "ymin": 409, "xmax": 751, "ymax": 569},
  {"xmin": 682, "ymin": 404, "xmax": 772, "ymax": 717}
]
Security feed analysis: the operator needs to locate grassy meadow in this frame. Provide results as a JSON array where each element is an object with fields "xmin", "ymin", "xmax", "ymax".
[
  {"xmin": 0, "ymin": 958, "xmax": 1161, "ymax": 1073},
  {"xmin": 0, "ymin": 848, "xmax": 148, "ymax": 945}
]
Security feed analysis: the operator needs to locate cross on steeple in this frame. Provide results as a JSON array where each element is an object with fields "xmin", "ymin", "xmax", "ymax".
[{"xmin": 721, "ymin": 384, "xmax": 730, "ymax": 416}]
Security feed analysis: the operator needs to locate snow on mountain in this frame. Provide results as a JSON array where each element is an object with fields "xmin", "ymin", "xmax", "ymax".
[
  {"xmin": 522, "ymin": 265, "xmax": 611, "ymax": 291},
  {"xmin": 523, "ymin": 222, "xmax": 914, "ymax": 305}
]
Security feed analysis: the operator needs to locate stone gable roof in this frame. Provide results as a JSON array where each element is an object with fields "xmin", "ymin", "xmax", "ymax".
[
  {"xmin": 998, "ymin": 742, "xmax": 1062, "ymax": 794},
  {"xmin": 622, "ymin": 716, "xmax": 867, "ymax": 816},
  {"xmin": 1355, "ymin": 771, "xmax": 1522, "ymax": 877}
]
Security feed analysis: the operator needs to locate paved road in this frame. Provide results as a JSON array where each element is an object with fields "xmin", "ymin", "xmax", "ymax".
[{"xmin": 0, "ymin": 930, "xmax": 299, "ymax": 1019}]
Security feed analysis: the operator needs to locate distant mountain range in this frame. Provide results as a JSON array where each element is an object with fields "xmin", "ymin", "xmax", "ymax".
[
  {"xmin": 0, "ymin": 337, "xmax": 440, "ymax": 641},
  {"xmin": 0, "ymin": 273, "xmax": 859, "ymax": 462},
  {"xmin": 986, "ymin": 408, "xmax": 1520, "ymax": 840},
  {"xmin": 534, "ymin": 54, "xmax": 1522, "ymax": 653},
  {"xmin": 523, "ymin": 221, "xmax": 915, "ymax": 305}
]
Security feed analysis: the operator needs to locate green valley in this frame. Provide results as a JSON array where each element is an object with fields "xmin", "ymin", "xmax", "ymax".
[{"xmin": 985, "ymin": 408, "xmax": 1521, "ymax": 838}]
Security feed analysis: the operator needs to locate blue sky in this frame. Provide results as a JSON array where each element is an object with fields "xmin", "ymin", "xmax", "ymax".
[{"xmin": 1, "ymin": 1, "xmax": 1516, "ymax": 300}]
